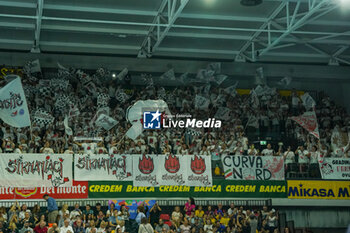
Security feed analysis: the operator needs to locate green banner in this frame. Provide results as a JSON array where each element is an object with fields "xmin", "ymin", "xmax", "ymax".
[{"xmin": 88, "ymin": 179, "xmax": 287, "ymax": 198}]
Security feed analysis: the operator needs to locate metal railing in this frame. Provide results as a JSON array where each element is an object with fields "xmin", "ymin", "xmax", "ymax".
[{"xmin": 0, "ymin": 199, "xmax": 271, "ymax": 209}]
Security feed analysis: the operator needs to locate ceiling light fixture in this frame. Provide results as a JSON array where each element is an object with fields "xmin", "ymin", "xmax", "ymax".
[{"xmin": 240, "ymin": 0, "xmax": 263, "ymax": 6}]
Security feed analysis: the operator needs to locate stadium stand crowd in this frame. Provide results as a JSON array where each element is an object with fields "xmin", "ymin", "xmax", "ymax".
[
  {"xmin": 0, "ymin": 66, "xmax": 349, "ymax": 179},
  {"xmin": 0, "ymin": 198, "xmax": 282, "ymax": 233}
]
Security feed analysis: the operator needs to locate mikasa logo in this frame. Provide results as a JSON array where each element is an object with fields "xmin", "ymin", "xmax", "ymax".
[{"xmin": 162, "ymin": 118, "xmax": 221, "ymax": 128}]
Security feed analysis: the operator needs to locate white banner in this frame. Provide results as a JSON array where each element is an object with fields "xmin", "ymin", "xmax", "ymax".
[
  {"xmin": 0, "ymin": 77, "xmax": 31, "ymax": 128},
  {"xmin": 158, "ymin": 155, "xmax": 186, "ymax": 186},
  {"xmin": 74, "ymin": 154, "xmax": 133, "ymax": 181},
  {"xmin": 0, "ymin": 154, "xmax": 73, "ymax": 187},
  {"xmin": 133, "ymin": 154, "xmax": 212, "ymax": 187},
  {"xmin": 319, "ymin": 158, "xmax": 350, "ymax": 180},
  {"xmin": 185, "ymin": 154, "xmax": 212, "ymax": 186},
  {"xmin": 133, "ymin": 154, "xmax": 160, "ymax": 186},
  {"xmin": 222, "ymin": 155, "xmax": 284, "ymax": 180}
]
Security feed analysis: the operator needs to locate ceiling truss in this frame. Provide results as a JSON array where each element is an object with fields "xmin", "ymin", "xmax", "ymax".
[{"xmin": 0, "ymin": 0, "xmax": 349, "ymax": 65}]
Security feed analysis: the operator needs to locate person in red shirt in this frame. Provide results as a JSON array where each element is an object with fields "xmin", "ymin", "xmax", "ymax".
[{"xmin": 34, "ymin": 221, "xmax": 48, "ymax": 233}]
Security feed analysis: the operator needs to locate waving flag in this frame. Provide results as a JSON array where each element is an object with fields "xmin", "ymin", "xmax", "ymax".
[
  {"xmin": 291, "ymin": 111, "xmax": 320, "ymax": 139},
  {"xmin": 0, "ymin": 77, "xmax": 31, "ymax": 128},
  {"xmin": 300, "ymin": 92, "xmax": 316, "ymax": 110}
]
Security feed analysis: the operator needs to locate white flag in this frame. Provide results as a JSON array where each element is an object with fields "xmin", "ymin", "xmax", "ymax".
[
  {"xmin": 254, "ymin": 85, "xmax": 265, "ymax": 96},
  {"xmin": 95, "ymin": 114, "xmax": 118, "ymax": 130},
  {"xmin": 196, "ymin": 69, "xmax": 215, "ymax": 82},
  {"xmin": 126, "ymin": 122, "xmax": 143, "ymax": 140},
  {"xmin": 57, "ymin": 62, "xmax": 68, "ymax": 71},
  {"xmin": 224, "ymin": 81, "xmax": 239, "ymax": 96},
  {"xmin": 29, "ymin": 59, "xmax": 41, "ymax": 73},
  {"xmin": 207, "ymin": 62, "xmax": 221, "ymax": 74},
  {"xmin": 213, "ymin": 74, "xmax": 227, "ymax": 85},
  {"xmin": 255, "ymin": 67, "xmax": 265, "ymax": 85},
  {"xmin": 278, "ymin": 76, "xmax": 292, "ymax": 87},
  {"xmin": 116, "ymin": 68, "xmax": 128, "ymax": 81},
  {"xmin": 160, "ymin": 69, "xmax": 176, "ymax": 80},
  {"xmin": 250, "ymin": 90, "xmax": 260, "ymax": 109},
  {"xmin": 300, "ymin": 92, "xmax": 316, "ymax": 110},
  {"xmin": 64, "ymin": 116, "xmax": 73, "ymax": 136},
  {"xmin": 195, "ymin": 95, "xmax": 210, "ymax": 110},
  {"xmin": 0, "ymin": 77, "xmax": 31, "ymax": 128}
]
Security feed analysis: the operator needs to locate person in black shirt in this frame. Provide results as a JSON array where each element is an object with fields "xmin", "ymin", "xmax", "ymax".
[{"xmin": 149, "ymin": 202, "xmax": 161, "ymax": 228}]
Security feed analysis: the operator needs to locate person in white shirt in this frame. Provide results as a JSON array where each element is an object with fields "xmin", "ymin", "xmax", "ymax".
[
  {"xmin": 60, "ymin": 219, "xmax": 74, "ymax": 233},
  {"xmin": 309, "ymin": 146, "xmax": 320, "ymax": 164},
  {"xmin": 40, "ymin": 141, "xmax": 54, "ymax": 154},
  {"xmin": 75, "ymin": 141, "xmax": 98, "ymax": 155},
  {"xmin": 284, "ymin": 146, "xmax": 295, "ymax": 164},
  {"xmin": 261, "ymin": 144, "xmax": 274, "ymax": 156},
  {"xmin": 70, "ymin": 204, "xmax": 82, "ymax": 220},
  {"xmin": 247, "ymin": 144, "xmax": 258, "ymax": 156}
]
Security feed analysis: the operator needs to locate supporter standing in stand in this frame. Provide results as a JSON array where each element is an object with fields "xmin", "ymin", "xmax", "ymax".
[{"xmin": 43, "ymin": 195, "xmax": 58, "ymax": 224}]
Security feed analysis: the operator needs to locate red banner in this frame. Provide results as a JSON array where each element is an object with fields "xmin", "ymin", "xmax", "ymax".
[{"xmin": 0, "ymin": 181, "xmax": 88, "ymax": 199}]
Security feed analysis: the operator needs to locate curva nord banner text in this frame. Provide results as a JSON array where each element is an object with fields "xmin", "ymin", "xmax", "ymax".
[
  {"xmin": 0, "ymin": 153, "xmax": 73, "ymax": 187},
  {"xmin": 222, "ymin": 155, "xmax": 284, "ymax": 180}
]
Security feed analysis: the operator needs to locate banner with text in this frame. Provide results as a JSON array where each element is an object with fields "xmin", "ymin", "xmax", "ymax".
[
  {"xmin": 133, "ymin": 154, "xmax": 212, "ymax": 187},
  {"xmin": 74, "ymin": 154, "xmax": 133, "ymax": 181},
  {"xmin": 88, "ymin": 180, "xmax": 287, "ymax": 198},
  {"xmin": 318, "ymin": 158, "xmax": 350, "ymax": 180},
  {"xmin": 222, "ymin": 155, "xmax": 284, "ymax": 180},
  {"xmin": 288, "ymin": 180, "xmax": 350, "ymax": 200},
  {"xmin": 0, "ymin": 181, "xmax": 88, "ymax": 199},
  {"xmin": 0, "ymin": 154, "xmax": 73, "ymax": 187}
]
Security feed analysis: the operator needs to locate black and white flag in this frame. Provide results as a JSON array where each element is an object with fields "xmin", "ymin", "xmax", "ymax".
[
  {"xmin": 33, "ymin": 109, "xmax": 55, "ymax": 128},
  {"xmin": 214, "ymin": 107, "xmax": 231, "ymax": 120},
  {"xmin": 97, "ymin": 93, "xmax": 110, "ymax": 108},
  {"xmin": 95, "ymin": 114, "xmax": 118, "ymax": 131},
  {"xmin": 195, "ymin": 95, "xmax": 210, "ymax": 110}
]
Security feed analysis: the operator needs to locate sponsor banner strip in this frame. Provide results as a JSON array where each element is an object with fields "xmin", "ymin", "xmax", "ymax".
[
  {"xmin": 88, "ymin": 180, "xmax": 287, "ymax": 198},
  {"xmin": 287, "ymin": 180, "xmax": 350, "ymax": 200},
  {"xmin": 0, "ymin": 181, "xmax": 88, "ymax": 199}
]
